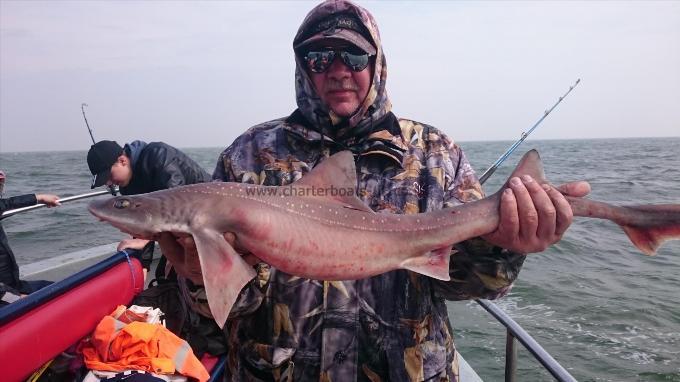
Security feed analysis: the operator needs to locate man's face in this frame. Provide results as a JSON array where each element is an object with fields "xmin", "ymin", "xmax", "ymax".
[
  {"xmin": 305, "ymin": 41, "xmax": 372, "ymax": 118},
  {"xmin": 107, "ymin": 156, "xmax": 133, "ymax": 187}
]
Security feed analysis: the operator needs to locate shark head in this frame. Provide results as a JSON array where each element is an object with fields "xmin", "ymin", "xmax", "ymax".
[{"xmin": 88, "ymin": 194, "xmax": 169, "ymax": 239}]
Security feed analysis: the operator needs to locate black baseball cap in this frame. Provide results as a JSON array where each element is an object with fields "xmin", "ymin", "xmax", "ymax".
[
  {"xmin": 87, "ymin": 140, "xmax": 123, "ymax": 189},
  {"xmin": 294, "ymin": 14, "xmax": 376, "ymax": 56}
]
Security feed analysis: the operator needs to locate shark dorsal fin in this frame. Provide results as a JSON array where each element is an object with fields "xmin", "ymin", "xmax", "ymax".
[
  {"xmin": 293, "ymin": 151, "xmax": 374, "ymax": 213},
  {"xmin": 507, "ymin": 150, "xmax": 548, "ymax": 184}
]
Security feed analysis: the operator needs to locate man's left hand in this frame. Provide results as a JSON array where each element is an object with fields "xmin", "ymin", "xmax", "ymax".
[
  {"xmin": 117, "ymin": 238, "xmax": 151, "ymax": 252},
  {"xmin": 36, "ymin": 194, "xmax": 61, "ymax": 207},
  {"xmin": 481, "ymin": 176, "xmax": 591, "ymax": 254}
]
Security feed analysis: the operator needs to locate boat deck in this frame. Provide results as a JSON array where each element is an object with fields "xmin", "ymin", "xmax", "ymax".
[{"xmin": 18, "ymin": 244, "xmax": 484, "ymax": 381}]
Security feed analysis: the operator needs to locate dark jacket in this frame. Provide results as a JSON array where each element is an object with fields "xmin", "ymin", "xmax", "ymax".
[
  {"xmin": 0, "ymin": 194, "xmax": 38, "ymax": 289},
  {"xmin": 119, "ymin": 141, "xmax": 211, "ymax": 195}
]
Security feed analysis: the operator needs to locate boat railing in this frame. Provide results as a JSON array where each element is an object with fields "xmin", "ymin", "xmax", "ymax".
[{"xmin": 475, "ymin": 298, "xmax": 577, "ymax": 382}]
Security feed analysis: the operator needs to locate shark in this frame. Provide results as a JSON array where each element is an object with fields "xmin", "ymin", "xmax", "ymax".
[{"xmin": 88, "ymin": 150, "xmax": 680, "ymax": 328}]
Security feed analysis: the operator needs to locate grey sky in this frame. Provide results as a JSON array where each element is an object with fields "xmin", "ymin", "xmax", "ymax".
[{"xmin": 1, "ymin": 0, "xmax": 678, "ymax": 153}]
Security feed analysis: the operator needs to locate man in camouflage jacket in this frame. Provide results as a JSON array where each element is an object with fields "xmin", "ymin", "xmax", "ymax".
[{"xmin": 159, "ymin": 1, "xmax": 589, "ymax": 380}]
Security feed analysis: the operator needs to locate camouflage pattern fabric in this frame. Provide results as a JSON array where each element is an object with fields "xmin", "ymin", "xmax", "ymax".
[{"xmin": 204, "ymin": 1, "xmax": 525, "ymax": 380}]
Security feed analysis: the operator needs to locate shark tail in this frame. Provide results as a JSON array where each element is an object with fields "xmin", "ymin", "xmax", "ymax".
[
  {"xmin": 615, "ymin": 205, "xmax": 680, "ymax": 256},
  {"xmin": 515, "ymin": 150, "xmax": 680, "ymax": 257},
  {"xmin": 570, "ymin": 199, "xmax": 680, "ymax": 256}
]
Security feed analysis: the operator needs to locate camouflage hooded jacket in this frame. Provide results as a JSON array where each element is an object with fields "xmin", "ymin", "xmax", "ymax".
[{"xmin": 209, "ymin": 1, "xmax": 525, "ymax": 381}]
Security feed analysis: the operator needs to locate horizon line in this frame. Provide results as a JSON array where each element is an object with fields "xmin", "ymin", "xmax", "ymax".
[{"xmin": 0, "ymin": 135, "xmax": 678, "ymax": 155}]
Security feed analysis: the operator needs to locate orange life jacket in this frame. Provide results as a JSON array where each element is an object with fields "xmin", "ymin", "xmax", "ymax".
[{"xmin": 81, "ymin": 314, "xmax": 209, "ymax": 382}]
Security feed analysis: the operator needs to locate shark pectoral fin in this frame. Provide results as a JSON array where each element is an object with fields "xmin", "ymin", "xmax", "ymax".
[
  {"xmin": 400, "ymin": 246, "xmax": 452, "ymax": 281},
  {"xmin": 621, "ymin": 225, "xmax": 680, "ymax": 256},
  {"xmin": 193, "ymin": 230, "xmax": 257, "ymax": 328}
]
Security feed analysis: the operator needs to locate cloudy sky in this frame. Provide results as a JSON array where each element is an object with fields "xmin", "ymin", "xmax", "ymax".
[{"xmin": 1, "ymin": 1, "xmax": 678, "ymax": 152}]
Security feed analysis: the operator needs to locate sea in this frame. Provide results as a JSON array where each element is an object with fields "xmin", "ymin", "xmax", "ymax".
[{"xmin": 1, "ymin": 138, "xmax": 678, "ymax": 381}]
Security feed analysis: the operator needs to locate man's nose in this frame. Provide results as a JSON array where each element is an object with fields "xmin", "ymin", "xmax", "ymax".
[{"xmin": 326, "ymin": 57, "xmax": 351, "ymax": 79}]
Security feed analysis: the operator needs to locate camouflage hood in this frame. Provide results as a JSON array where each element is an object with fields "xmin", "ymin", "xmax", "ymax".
[{"xmin": 292, "ymin": 0, "xmax": 392, "ymax": 143}]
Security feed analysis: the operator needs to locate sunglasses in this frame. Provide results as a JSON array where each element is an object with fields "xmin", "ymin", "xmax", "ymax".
[{"xmin": 303, "ymin": 49, "xmax": 373, "ymax": 73}]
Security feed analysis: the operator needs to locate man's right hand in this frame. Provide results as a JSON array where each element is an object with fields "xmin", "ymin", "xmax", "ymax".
[{"xmin": 156, "ymin": 232, "xmax": 259, "ymax": 285}]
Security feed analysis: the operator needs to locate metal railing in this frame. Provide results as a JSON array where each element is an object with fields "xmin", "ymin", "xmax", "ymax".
[{"xmin": 475, "ymin": 299, "xmax": 577, "ymax": 381}]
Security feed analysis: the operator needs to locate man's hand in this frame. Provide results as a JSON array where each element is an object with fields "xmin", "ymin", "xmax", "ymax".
[
  {"xmin": 36, "ymin": 194, "xmax": 61, "ymax": 207},
  {"xmin": 482, "ymin": 176, "xmax": 591, "ymax": 254},
  {"xmin": 223, "ymin": 233, "xmax": 261, "ymax": 266},
  {"xmin": 156, "ymin": 232, "xmax": 260, "ymax": 285},
  {"xmin": 117, "ymin": 238, "xmax": 151, "ymax": 251}
]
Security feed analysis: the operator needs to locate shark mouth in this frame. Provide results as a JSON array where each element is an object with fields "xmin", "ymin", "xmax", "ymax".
[{"xmin": 88, "ymin": 207, "xmax": 154, "ymax": 239}]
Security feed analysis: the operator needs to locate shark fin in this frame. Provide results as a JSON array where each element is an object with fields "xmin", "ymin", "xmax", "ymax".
[
  {"xmin": 193, "ymin": 229, "xmax": 257, "ymax": 328},
  {"xmin": 506, "ymin": 150, "xmax": 548, "ymax": 184},
  {"xmin": 400, "ymin": 246, "xmax": 451, "ymax": 281},
  {"xmin": 293, "ymin": 151, "xmax": 374, "ymax": 213},
  {"xmin": 295, "ymin": 151, "xmax": 357, "ymax": 189}
]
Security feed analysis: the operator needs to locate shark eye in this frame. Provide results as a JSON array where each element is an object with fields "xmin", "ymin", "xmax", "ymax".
[{"xmin": 113, "ymin": 199, "xmax": 131, "ymax": 209}]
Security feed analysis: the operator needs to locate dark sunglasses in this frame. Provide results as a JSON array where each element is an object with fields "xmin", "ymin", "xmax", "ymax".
[{"xmin": 303, "ymin": 49, "xmax": 373, "ymax": 73}]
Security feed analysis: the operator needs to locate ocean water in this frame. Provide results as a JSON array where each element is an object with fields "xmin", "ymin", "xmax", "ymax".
[{"xmin": 1, "ymin": 138, "xmax": 679, "ymax": 381}]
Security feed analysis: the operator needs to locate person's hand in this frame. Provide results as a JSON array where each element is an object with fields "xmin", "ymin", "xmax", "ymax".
[
  {"xmin": 156, "ymin": 232, "xmax": 260, "ymax": 285},
  {"xmin": 223, "ymin": 232, "xmax": 261, "ymax": 266},
  {"xmin": 481, "ymin": 176, "xmax": 591, "ymax": 254},
  {"xmin": 36, "ymin": 194, "xmax": 61, "ymax": 207},
  {"xmin": 117, "ymin": 238, "xmax": 151, "ymax": 251}
]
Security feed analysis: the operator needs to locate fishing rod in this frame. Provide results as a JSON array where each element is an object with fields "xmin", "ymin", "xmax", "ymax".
[
  {"xmin": 81, "ymin": 103, "xmax": 96, "ymax": 145},
  {"xmin": 478, "ymin": 78, "xmax": 581, "ymax": 185},
  {"xmin": 81, "ymin": 103, "xmax": 119, "ymax": 196},
  {"xmin": 1, "ymin": 189, "xmax": 117, "ymax": 220}
]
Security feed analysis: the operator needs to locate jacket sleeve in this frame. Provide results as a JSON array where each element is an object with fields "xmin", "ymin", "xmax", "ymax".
[
  {"xmin": 431, "ymin": 144, "xmax": 526, "ymax": 301},
  {"xmin": 0, "ymin": 194, "xmax": 38, "ymax": 213}
]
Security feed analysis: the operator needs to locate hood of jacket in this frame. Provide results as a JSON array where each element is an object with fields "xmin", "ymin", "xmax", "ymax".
[
  {"xmin": 124, "ymin": 140, "xmax": 148, "ymax": 168},
  {"xmin": 292, "ymin": 0, "xmax": 392, "ymax": 144}
]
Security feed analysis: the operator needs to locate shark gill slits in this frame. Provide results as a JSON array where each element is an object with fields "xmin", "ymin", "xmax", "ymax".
[{"xmin": 113, "ymin": 199, "xmax": 131, "ymax": 209}]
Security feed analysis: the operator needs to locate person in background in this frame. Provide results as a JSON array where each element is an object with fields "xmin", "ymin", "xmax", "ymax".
[
  {"xmin": 88, "ymin": 140, "xmax": 227, "ymax": 357},
  {"xmin": 0, "ymin": 170, "xmax": 61, "ymax": 305},
  {"xmin": 87, "ymin": 140, "xmax": 211, "ymax": 265},
  {"xmin": 158, "ymin": 0, "xmax": 591, "ymax": 380}
]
